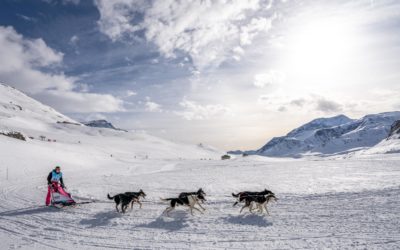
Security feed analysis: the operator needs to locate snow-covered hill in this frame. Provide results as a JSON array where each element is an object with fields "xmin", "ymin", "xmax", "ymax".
[
  {"xmin": 0, "ymin": 83, "xmax": 221, "ymax": 160},
  {"xmin": 256, "ymin": 112, "xmax": 400, "ymax": 157},
  {"xmin": 84, "ymin": 119, "xmax": 127, "ymax": 132},
  {"xmin": 357, "ymin": 119, "xmax": 400, "ymax": 155},
  {"xmin": 388, "ymin": 120, "xmax": 400, "ymax": 139}
]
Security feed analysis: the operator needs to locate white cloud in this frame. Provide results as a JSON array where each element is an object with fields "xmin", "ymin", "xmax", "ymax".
[
  {"xmin": 69, "ymin": 35, "xmax": 79, "ymax": 46},
  {"xmin": 177, "ymin": 99, "xmax": 232, "ymax": 120},
  {"xmin": 95, "ymin": 0, "xmax": 274, "ymax": 69},
  {"xmin": 16, "ymin": 14, "xmax": 36, "ymax": 22},
  {"xmin": 0, "ymin": 26, "xmax": 124, "ymax": 113},
  {"xmin": 253, "ymin": 70, "xmax": 284, "ymax": 88},
  {"xmin": 37, "ymin": 90, "xmax": 124, "ymax": 113},
  {"xmin": 240, "ymin": 17, "xmax": 272, "ymax": 46},
  {"xmin": 43, "ymin": 0, "xmax": 80, "ymax": 5},
  {"xmin": 125, "ymin": 90, "xmax": 137, "ymax": 97},
  {"xmin": 63, "ymin": 0, "xmax": 80, "ymax": 5},
  {"xmin": 145, "ymin": 101, "xmax": 162, "ymax": 112},
  {"xmin": 315, "ymin": 97, "xmax": 342, "ymax": 113},
  {"xmin": 84, "ymin": 113, "xmax": 108, "ymax": 121},
  {"xmin": 258, "ymin": 94, "xmax": 342, "ymax": 114}
]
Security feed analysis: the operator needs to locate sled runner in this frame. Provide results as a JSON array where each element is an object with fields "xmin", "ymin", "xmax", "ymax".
[{"xmin": 47, "ymin": 182, "xmax": 76, "ymax": 207}]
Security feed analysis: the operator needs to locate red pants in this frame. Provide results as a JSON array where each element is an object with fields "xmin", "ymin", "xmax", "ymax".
[{"xmin": 45, "ymin": 183, "xmax": 70, "ymax": 206}]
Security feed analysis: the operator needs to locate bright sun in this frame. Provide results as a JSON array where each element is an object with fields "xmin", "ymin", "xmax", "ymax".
[{"xmin": 284, "ymin": 17, "xmax": 359, "ymax": 80}]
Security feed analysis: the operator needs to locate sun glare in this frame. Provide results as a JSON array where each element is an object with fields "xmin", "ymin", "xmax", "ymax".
[{"xmin": 284, "ymin": 17, "xmax": 359, "ymax": 80}]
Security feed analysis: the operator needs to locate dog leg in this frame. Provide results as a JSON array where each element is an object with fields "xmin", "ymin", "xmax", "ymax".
[
  {"xmin": 116, "ymin": 204, "xmax": 119, "ymax": 213},
  {"xmin": 163, "ymin": 207, "xmax": 173, "ymax": 216},
  {"xmin": 166, "ymin": 207, "xmax": 174, "ymax": 216},
  {"xmin": 196, "ymin": 202, "xmax": 206, "ymax": 211},
  {"xmin": 137, "ymin": 200, "xmax": 142, "ymax": 209},
  {"xmin": 130, "ymin": 200, "xmax": 135, "ymax": 210},
  {"xmin": 249, "ymin": 203, "xmax": 254, "ymax": 213},
  {"xmin": 189, "ymin": 207, "xmax": 194, "ymax": 216},
  {"xmin": 240, "ymin": 204, "xmax": 248, "ymax": 213},
  {"xmin": 122, "ymin": 205, "xmax": 126, "ymax": 214},
  {"xmin": 191, "ymin": 206, "xmax": 203, "ymax": 215},
  {"xmin": 264, "ymin": 203, "xmax": 270, "ymax": 215},
  {"xmin": 258, "ymin": 204, "xmax": 263, "ymax": 214}
]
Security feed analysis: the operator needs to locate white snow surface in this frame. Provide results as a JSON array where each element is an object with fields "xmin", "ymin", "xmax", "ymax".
[{"xmin": 1, "ymin": 83, "xmax": 400, "ymax": 249}]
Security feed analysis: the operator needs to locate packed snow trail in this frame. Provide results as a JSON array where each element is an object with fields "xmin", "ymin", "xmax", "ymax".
[{"xmin": 1, "ymin": 155, "xmax": 400, "ymax": 249}]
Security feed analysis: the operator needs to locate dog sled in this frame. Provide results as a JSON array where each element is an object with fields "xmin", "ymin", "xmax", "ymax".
[{"xmin": 47, "ymin": 182, "xmax": 76, "ymax": 207}]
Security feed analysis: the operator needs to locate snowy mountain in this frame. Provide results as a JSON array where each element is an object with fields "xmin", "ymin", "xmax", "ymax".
[
  {"xmin": 84, "ymin": 119, "xmax": 127, "ymax": 132},
  {"xmin": 0, "ymin": 82, "xmax": 221, "ymax": 159},
  {"xmin": 388, "ymin": 120, "xmax": 400, "ymax": 139},
  {"xmin": 358, "ymin": 120, "xmax": 400, "ymax": 155},
  {"xmin": 256, "ymin": 112, "xmax": 400, "ymax": 157}
]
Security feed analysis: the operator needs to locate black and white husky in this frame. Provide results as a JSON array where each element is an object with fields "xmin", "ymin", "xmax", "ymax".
[
  {"xmin": 125, "ymin": 189, "xmax": 146, "ymax": 209},
  {"xmin": 232, "ymin": 189, "xmax": 274, "ymax": 207},
  {"xmin": 161, "ymin": 192, "xmax": 206, "ymax": 216},
  {"xmin": 107, "ymin": 189, "xmax": 146, "ymax": 213},
  {"xmin": 238, "ymin": 193, "xmax": 277, "ymax": 214}
]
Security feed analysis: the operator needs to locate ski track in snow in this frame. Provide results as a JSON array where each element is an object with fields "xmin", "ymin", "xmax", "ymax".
[{"xmin": 1, "ymin": 158, "xmax": 400, "ymax": 249}]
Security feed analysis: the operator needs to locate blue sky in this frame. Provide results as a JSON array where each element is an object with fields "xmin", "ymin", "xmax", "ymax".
[{"xmin": 1, "ymin": 0, "xmax": 400, "ymax": 150}]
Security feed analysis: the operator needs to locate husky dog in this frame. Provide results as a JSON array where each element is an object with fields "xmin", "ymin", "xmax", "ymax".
[
  {"xmin": 178, "ymin": 188, "xmax": 206, "ymax": 199},
  {"xmin": 232, "ymin": 189, "xmax": 273, "ymax": 206},
  {"xmin": 239, "ymin": 193, "xmax": 277, "ymax": 214},
  {"xmin": 107, "ymin": 190, "xmax": 146, "ymax": 213},
  {"xmin": 161, "ymin": 192, "xmax": 206, "ymax": 216},
  {"xmin": 124, "ymin": 189, "xmax": 146, "ymax": 209}
]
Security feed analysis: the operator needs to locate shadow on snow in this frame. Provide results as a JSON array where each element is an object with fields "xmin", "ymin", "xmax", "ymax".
[
  {"xmin": 223, "ymin": 214, "xmax": 273, "ymax": 227},
  {"xmin": 138, "ymin": 210, "xmax": 189, "ymax": 232},
  {"xmin": 80, "ymin": 210, "xmax": 121, "ymax": 228},
  {"xmin": 0, "ymin": 206, "xmax": 59, "ymax": 216}
]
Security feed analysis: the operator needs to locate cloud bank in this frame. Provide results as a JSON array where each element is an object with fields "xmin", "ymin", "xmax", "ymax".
[
  {"xmin": 0, "ymin": 26, "xmax": 124, "ymax": 113},
  {"xmin": 95, "ymin": 0, "xmax": 273, "ymax": 69}
]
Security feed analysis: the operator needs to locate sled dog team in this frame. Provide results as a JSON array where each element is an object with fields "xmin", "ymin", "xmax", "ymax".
[
  {"xmin": 107, "ymin": 188, "xmax": 277, "ymax": 216},
  {"xmin": 46, "ymin": 166, "xmax": 277, "ymax": 215}
]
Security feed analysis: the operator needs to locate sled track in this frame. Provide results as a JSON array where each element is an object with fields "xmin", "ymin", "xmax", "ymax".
[{"xmin": 1, "ymin": 174, "xmax": 400, "ymax": 249}]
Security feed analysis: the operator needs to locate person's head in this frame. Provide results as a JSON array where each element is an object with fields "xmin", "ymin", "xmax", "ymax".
[{"xmin": 55, "ymin": 166, "xmax": 61, "ymax": 173}]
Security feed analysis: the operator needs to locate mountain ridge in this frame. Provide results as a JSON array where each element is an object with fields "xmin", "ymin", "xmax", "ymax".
[{"xmin": 229, "ymin": 112, "xmax": 400, "ymax": 157}]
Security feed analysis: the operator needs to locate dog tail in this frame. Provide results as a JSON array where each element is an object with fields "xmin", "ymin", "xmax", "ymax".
[
  {"xmin": 107, "ymin": 194, "xmax": 115, "ymax": 200},
  {"xmin": 160, "ymin": 198, "xmax": 172, "ymax": 202},
  {"xmin": 232, "ymin": 192, "xmax": 239, "ymax": 197}
]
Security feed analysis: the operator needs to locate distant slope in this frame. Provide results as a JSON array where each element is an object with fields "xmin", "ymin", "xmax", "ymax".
[
  {"xmin": 0, "ymin": 83, "xmax": 221, "ymax": 160},
  {"xmin": 388, "ymin": 120, "xmax": 400, "ymax": 139},
  {"xmin": 359, "ymin": 120, "xmax": 400, "ymax": 155},
  {"xmin": 256, "ymin": 112, "xmax": 400, "ymax": 157},
  {"xmin": 84, "ymin": 119, "xmax": 127, "ymax": 132}
]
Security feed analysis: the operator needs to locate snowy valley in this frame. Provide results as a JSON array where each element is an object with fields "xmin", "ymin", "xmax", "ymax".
[{"xmin": 1, "ymin": 83, "xmax": 400, "ymax": 249}]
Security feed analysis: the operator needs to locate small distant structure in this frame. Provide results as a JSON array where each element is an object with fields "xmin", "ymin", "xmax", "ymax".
[
  {"xmin": 242, "ymin": 153, "xmax": 249, "ymax": 157},
  {"xmin": 39, "ymin": 135, "xmax": 46, "ymax": 141},
  {"xmin": 221, "ymin": 154, "xmax": 231, "ymax": 160}
]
